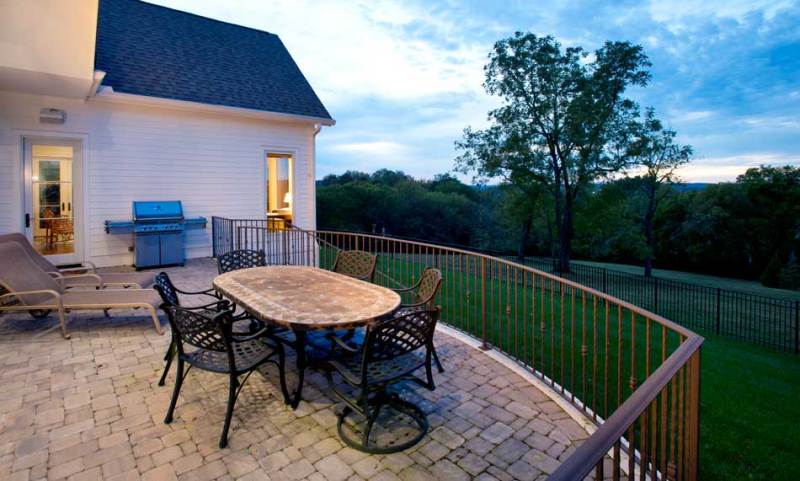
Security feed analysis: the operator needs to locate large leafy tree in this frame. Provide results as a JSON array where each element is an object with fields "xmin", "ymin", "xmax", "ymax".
[
  {"xmin": 455, "ymin": 33, "xmax": 650, "ymax": 271},
  {"xmin": 627, "ymin": 108, "xmax": 693, "ymax": 276}
]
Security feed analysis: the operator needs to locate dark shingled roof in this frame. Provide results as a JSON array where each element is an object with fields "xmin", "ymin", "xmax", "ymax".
[{"xmin": 95, "ymin": 0, "xmax": 332, "ymax": 121}]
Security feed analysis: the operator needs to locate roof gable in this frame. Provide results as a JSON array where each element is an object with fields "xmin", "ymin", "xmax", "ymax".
[{"xmin": 95, "ymin": 0, "xmax": 332, "ymax": 121}]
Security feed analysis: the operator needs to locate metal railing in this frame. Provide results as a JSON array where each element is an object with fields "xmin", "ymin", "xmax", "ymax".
[{"xmin": 212, "ymin": 217, "xmax": 703, "ymax": 480}]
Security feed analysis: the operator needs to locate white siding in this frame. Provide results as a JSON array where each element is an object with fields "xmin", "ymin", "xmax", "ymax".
[{"xmin": 0, "ymin": 90, "xmax": 319, "ymax": 267}]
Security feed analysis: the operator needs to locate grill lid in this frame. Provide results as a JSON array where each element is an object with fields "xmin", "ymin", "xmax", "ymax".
[{"xmin": 133, "ymin": 201, "xmax": 184, "ymax": 221}]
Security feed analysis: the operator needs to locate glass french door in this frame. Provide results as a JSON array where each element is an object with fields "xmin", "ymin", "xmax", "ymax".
[{"xmin": 23, "ymin": 138, "xmax": 83, "ymax": 266}]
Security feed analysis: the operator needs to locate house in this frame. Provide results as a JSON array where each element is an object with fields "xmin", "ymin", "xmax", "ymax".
[{"xmin": 0, "ymin": 0, "xmax": 334, "ymax": 267}]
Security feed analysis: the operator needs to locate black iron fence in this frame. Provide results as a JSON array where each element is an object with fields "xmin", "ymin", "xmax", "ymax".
[{"xmin": 501, "ymin": 256, "xmax": 799, "ymax": 353}]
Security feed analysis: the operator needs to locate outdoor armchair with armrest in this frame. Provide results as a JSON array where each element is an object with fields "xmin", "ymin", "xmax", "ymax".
[
  {"xmin": 154, "ymin": 272, "xmax": 234, "ymax": 386},
  {"xmin": 0, "ymin": 233, "xmax": 155, "ymax": 289},
  {"xmin": 323, "ymin": 307, "xmax": 441, "ymax": 454},
  {"xmin": 162, "ymin": 305, "xmax": 290, "ymax": 448},
  {"xmin": 0, "ymin": 242, "xmax": 162, "ymax": 339},
  {"xmin": 391, "ymin": 267, "xmax": 444, "ymax": 373}
]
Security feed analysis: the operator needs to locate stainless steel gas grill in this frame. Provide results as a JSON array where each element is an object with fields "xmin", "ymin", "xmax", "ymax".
[{"xmin": 105, "ymin": 201, "xmax": 207, "ymax": 269}]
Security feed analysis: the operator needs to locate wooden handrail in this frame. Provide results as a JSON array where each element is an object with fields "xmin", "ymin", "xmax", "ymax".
[{"xmin": 549, "ymin": 335, "xmax": 703, "ymax": 480}]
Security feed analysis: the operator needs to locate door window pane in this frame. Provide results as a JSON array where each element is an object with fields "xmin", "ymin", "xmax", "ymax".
[{"xmin": 31, "ymin": 145, "xmax": 74, "ymax": 256}]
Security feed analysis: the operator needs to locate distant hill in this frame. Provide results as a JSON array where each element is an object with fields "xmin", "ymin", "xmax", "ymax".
[{"xmin": 673, "ymin": 182, "xmax": 711, "ymax": 192}]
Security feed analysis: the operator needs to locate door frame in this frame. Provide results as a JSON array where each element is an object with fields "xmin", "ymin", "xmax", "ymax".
[{"xmin": 19, "ymin": 132, "xmax": 89, "ymax": 266}]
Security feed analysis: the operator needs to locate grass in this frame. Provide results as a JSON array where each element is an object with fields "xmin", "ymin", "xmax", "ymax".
[
  {"xmin": 317, "ymin": 245, "xmax": 799, "ymax": 479},
  {"xmin": 572, "ymin": 259, "xmax": 800, "ymax": 301},
  {"xmin": 699, "ymin": 335, "xmax": 800, "ymax": 480}
]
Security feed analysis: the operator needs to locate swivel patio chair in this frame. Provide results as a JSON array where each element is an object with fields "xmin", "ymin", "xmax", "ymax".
[
  {"xmin": 0, "ymin": 242, "xmax": 162, "ymax": 338},
  {"xmin": 0, "ymin": 233, "xmax": 155, "ymax": 290},
  {"xmin": 216, "ymin": 249, "xmax": 267, "ymax": 274},
  {"xmin": 153, "ymin": 272, "xmax": 227, "ymax": 386},
  {"xmin": 323, "ymin": 307, "xmax": 440, "ymax": 454},
  {"xmin": 332, "ymin": 250, "xmax": 376, "ymax": 282},
  {"xmin": 391, "ymin": 267, "xmax": 445, "ymax": 373},
  {"xmin": 162, "ymin": 304, "xmax": 289, "ymax": 448}
]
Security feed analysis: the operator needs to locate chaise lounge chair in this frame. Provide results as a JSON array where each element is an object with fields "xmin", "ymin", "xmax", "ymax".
[
  {"xmin": 0, "ymin": 242, "xmax": 162, "ymax": 339},
  {"xmin": 0, "ymin": 233, "xmax": 155, "ymax": 289}
]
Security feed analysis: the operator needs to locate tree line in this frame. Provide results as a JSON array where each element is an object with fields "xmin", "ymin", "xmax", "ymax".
[{"xmin": 316, "ymin": 166, "xmax": 800, "ymax": 289}]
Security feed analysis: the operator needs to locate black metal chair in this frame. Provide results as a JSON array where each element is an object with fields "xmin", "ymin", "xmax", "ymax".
[
  {"xmin": 391, "ymin": 267, "xmax": 445, "ymax": 373},
  {"xmin": 162, "ymin": 304, "xmax": 289, "ymax": 448},
  {"xmin": 153, "ymin": 272, "xmax": 226, "ymax": 386},
  {"xmin": 323, "ymin": 307, "xmax": 440, "ymax": 454},
  {"xmin": 216, "ymin": 249, "xmax": 267, "ymax": 274}
]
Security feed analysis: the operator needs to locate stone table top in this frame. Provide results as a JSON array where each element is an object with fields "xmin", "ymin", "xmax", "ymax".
[{"xmin": 213, "ymin": 266, "xmax": 401, "ymax": 330}]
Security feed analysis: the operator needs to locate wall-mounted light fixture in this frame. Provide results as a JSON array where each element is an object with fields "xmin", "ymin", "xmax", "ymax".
[{"xmin": 39, "ymin": 108, "xmax": 66, "ymax": 124}]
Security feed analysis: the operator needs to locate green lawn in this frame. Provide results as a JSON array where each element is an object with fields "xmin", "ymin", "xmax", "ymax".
[{"xmin": 699, "ymin": 335, "xmax": 800, "ymax": 481}]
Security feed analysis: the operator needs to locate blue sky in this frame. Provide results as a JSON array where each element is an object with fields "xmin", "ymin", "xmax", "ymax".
[{"xmin": 152, "ymin": 0, "xmax": 800, "ymax": 182}]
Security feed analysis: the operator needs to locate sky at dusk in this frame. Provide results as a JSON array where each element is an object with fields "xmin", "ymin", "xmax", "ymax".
[{"xmin": 151, "ymin": 0, "xmax": 800, "ymax": 183}]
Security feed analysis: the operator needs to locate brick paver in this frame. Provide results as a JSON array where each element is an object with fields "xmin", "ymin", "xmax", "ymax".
[{"xmin": 0, "ymin": 258, "xmax": 598, "ymax": 480}]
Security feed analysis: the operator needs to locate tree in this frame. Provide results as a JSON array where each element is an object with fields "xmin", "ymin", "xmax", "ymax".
[
  {"xmin": 627, "ymin": 108, "xmax": 692, "ymax": 277},
  {"xmin": 455, "ymin": 33, "xmax": 650, "ymax": 271}
]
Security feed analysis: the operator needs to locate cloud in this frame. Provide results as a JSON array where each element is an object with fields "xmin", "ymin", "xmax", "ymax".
[{"xmin": 150, "ymin": 0, "xmax": 800, "ymax": 183}]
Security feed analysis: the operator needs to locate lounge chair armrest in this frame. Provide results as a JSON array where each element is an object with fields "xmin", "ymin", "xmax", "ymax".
[
  {"xmin": 0, "ymin": 289, "xmax": 62, "ymax": 305},
  {"xmin": 326, "ymin": 332, "xmax": 360, "ymax": 354}
]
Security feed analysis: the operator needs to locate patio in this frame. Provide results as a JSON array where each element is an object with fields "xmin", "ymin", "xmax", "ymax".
[{"xmin": 0, "ymin": 258, "xmax": 593, "ymax": 481}]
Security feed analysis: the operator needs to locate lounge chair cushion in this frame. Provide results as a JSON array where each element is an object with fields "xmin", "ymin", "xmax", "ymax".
[
  {"xmin": 0, "ymin": 233, "xmax": 58, "ymax": 273},
  {"xmin": 59, "ymin": 289, "xmax": 161, "ymax": 310},
  {"xmin": 0, "ymin": 242, "xmax": 63, "ymax": 304}
]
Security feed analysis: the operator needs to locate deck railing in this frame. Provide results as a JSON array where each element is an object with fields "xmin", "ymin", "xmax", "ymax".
[{"xmin": 212, "ymin": 217, "xmax": 703, "ymax": 480}]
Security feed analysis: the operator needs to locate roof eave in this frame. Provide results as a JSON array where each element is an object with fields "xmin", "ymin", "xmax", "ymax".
[{"xmin": 90, "ymin": 87, "xmax": 336, "ymax": 126}]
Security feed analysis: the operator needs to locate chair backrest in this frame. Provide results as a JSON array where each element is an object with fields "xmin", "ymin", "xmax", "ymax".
[
  {"xmin": 414, "ymin": 268, "xmax": 442, "ymax": 307},
  {"xmin": 0, "ymin": 241, "xmax": 63, "ymax": 305},
  {"xmin": 153, "ymin": 272, "xmax": 180, "ymax": 307},
  {"xmin": 332, "ymin": 250, "xmax": 376, "ymax": 282},
  {"xmin": 363, "ymin": 308, "xmax": 440, "ymax": 364},
  {"xmin": 165, "ymin": 305, "xmax": 234, "ymax": 358},
  {"xmin": 0, "ymin": 233, "xmax": 57, "ymax": 273},
  {"xmin": 217, "ymin": 249, "xmax": 266, "ymax": 274}
]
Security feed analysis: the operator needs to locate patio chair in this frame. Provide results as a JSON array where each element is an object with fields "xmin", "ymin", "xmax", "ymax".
[
  {"xmin": 332, "ymin": 250, "xmax": 376, "ymax": 282},
  {"xmin": 0, "ymin": 233, "xmax": 155, "ymax": 289},
  {"xmin": 323, "ymin": 307, "xmax": 440, "ymax": 454},
  {"xmin": 153, "ymin": 272, "xmax": 227, "ymax": 386},
  {"xmin": 391, "ymin": 267, "xmax": 445, "ymax": 373},
  {"xmin": 216, "ymin": 249, "xmax": 267, "ymax": 274},
  {"xmin": 162, "ymin": 304, "xmax": 289, "ymax": 448},
  {"xmin": 0, "ymin": 241, "xmax": 162, "ymax": 339}
]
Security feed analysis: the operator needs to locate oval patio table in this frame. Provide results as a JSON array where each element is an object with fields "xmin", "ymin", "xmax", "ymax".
[{"xmin": 213, "ymin": 265, "xmax": 401, "ymax": 408}]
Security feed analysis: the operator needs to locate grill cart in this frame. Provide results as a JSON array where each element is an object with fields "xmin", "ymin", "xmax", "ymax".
[{"xmin": 105, "ymin": 201, "xmax": 206, "ymax": 269}]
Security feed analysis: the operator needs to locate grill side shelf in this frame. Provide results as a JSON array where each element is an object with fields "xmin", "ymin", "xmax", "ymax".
[{"xmin": 105, "ymin": 220, "xmax": 135, "ymax": 234}]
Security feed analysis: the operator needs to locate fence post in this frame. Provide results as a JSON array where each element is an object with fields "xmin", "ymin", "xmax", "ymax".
[
  {"xmin": 603, "ymin": 268, "xmax": 607, "ymax": 293},
  {"xmin": 653, "ymin": 277, "xmax": 659, "ymax": 312},
  {"xmin": 480, "ymin": 257, "xmax": 489, "ymax": 351},
  {"xmin": 795, "ymin": 300, "xmax": 799, "ymax": 355},
  {"xmin": 715, "ymin": 288, "xmax": 721, "ymax": 335}
]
